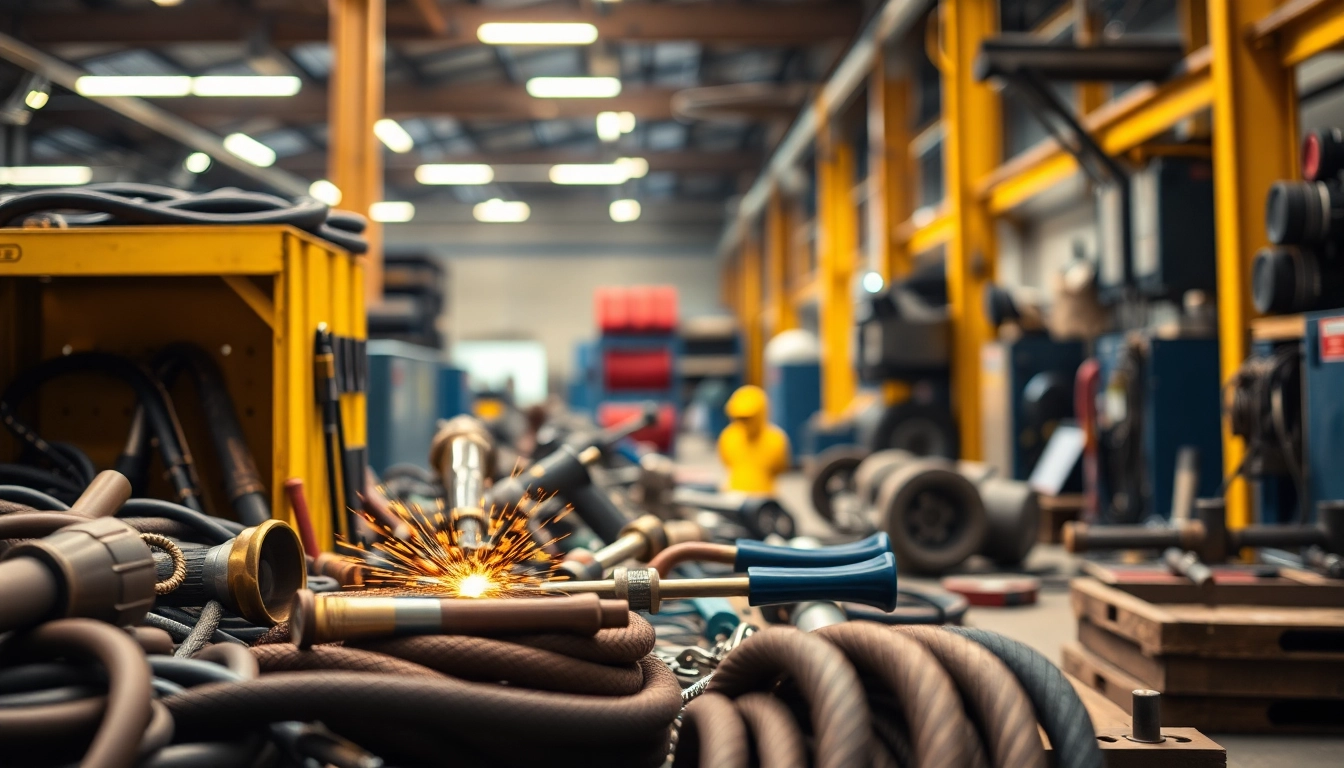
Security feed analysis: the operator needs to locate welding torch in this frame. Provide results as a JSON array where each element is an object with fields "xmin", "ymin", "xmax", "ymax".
[
  {"xmin": 537, "ymin": 553, "xmax": 898, "ymax": 614},
  {"xmin": 428, "ymin": 415, "xmax": 496, "ymax": 554},
  {"xmin": 558, "ymin": 514, "xmax": 703, "ymax": 580},
  {"xmin": 647, "ymin": 532, "xmax": 893, "ymax": 576}
]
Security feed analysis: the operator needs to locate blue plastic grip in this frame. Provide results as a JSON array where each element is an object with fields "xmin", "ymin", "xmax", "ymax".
[
  {"xmin": 733, "ymin": 532, "xmax": 892, "ymax": 571},
  {"xmin": 747, "ymin": 553, "xmax": 898, "ymax": 611},
  {"xmin": 689, "ymin": 597, "xmax": 740, "ymax": 640}
]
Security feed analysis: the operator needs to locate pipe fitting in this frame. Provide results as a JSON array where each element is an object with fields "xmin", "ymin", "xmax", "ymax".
[{"xmin": 153, "ymin": 519, "xmax": 306, "ymax": 626}]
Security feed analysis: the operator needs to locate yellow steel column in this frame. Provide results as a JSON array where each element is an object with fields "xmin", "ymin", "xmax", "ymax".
[
  {"xmin": 766, "ymin": 188, "xmax": 796, "ymax": 336},
  {"xmin": 817, "ymin": 116, "xmax": 858, "ymax": 417},
  {"xmin": 741, "ymin": 229, "xmax": 764, "ymax": 386},
  {"xmin": 328, "ymin": 0, "xmax": 386, "ymax": 305},
  {"xmin": 1208, "ymin": 0, "xmax": 1297, "ymax": 529},
  {"xmin": 868, "ymin": 51, "xmax": 912, "ymax": 280},
  {"xmin": 940, "ymin": 0, "xmax": 1000, "ymax": 460},
  {"xmin": 1074, "ymin": 0, "xmax": 1106, "ymax": 115}
]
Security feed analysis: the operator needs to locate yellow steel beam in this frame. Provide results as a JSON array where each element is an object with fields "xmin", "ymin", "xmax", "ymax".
[
  {"xmin": 1251, "ymin": 0, "xmax": 1344, "ymax": 67},
  {"xmin": 898, "ymin": 211, "xmax": 954, "ymax": 255},
  {"xmin": 868, "ymin": 50, "xmax": 912, "ymax": 280},
  {"xmin": 940, "ymin": 0, "xmax": 1001, "ymax": 460},
  {"xmin": 1074, "ymin": 0, "xmax": 1107, "ymax": 115},
  {"xmin": 742, "ymin": 230, "xmax": 764, "ymax": 387},
  {"xmin": 1210, "ymin": 0, "xmax": 1299, "ymax": 530},
  {"xmin": 981, "ymin": 48, "xmax": 1213, "ymax": 215},
  {"xmin": 817, "ymin": 116, "xmax": 858, "ymax": 417},
  {"xmin": 329, "ymin": 0, "xmax": 386, "ymax": 305},
  {"xmin": 766, "ymin": 189, "xmax": 797, "ymax": 336}
]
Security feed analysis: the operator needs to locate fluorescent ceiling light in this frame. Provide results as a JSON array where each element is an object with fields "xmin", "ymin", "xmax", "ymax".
[
  {"xmin": 309, "ymin": 179, "xmax": 343, "ymax": 206},
  {"xmin": 617, "ymin": 111, "xmax": 636, "ymax": 133},
  {"xmin": 609, "ymin": 199, "xmax": 641, "ymax": 223},
  {"xmin": 0, "ymin": 166, "xmax": 93, "ymax": 186},
  {"xmin": 370, "ymin": 201, "xmax": 415, "ymax": 223},
  {"xmin": 616, "ymin": 156, "xmax": 648, "ymax": 179},
  {"xmin": 152, "ymin": 0, "xmax": 185, "ymax": 6},
  {"xmin": 473, "ymin": 198, "xmax": 530, "ymax": 223},
  {"xmin": 415, "ymin": 164, "xmax": 494, "ymax": 185},
  {"xmin": 862, "ymin": 272, "xmax": 885, "ymax": 293},
  {"xmin": 526, "ymin": 77, "xmax": 621, "ymax": 99},
  {"xmin": 223, "ymin": 132, "xmax": 276, "ymax": 167},
  {"xmin": 549, "ymin": 163, "xmax": 631, "ymax": 185},
  {"xmin": 24, "ymin": 90, "xmax": 48, "ymax": 110},
  {"xmin": 183, "ymin": 152, "xmax": 211, "ymax": 174},
  {"xmin": 192, "ymin": 76, "xmax": 301, "ymax": 97},
  {"xmin": 374, "ymin": 118, "xmax": 414, "ymax": 153},
  {"xmin": 478, "ymin": 23, "xmax": 598, "ymax": 45},
  {"xmin": 75, "ymin": 75, "xmax": 191, "ymax": 98},
  {"xmin": 596, "ymin": 111, "xmax": 622, "ymax": 142}
]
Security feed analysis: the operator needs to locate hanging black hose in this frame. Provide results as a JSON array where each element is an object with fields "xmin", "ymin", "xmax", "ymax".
[
  {"xmin": 0, "ymin": 184, "xmax": 368, "ymax": 255},
  {"xmin": 0, "ymin": 351, "xmax": 204, "ymax": 513},
  {"xmin": 1103, "ymin": 340, "xmax": 1147, "ymax": 524}
]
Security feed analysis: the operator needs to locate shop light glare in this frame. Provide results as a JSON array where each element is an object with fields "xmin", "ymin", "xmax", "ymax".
[
  {"xmin": 0, "ymin": 166, "xmax": 93, "ymax": 186},
  {"xmin": 596, "ymin": 111, "xmax": 622, "ymax": 142},
  {"xmin": 24, "ymin": 90, "xmax": 49, "ymax": 110},
  {"xmin": 152, "ymin": 0, "xmax": 185, "ymax": 6},
  {"xmin": 526, "ymin": 77, "xmax": 621, "ymax": 99},
  {"xmin": 609, "ymin": 199, "xmax": 641, "ymax": 223},
  {"xmin": 474, "ymin": 198, "xmax": 531, "ymax": 223},
  {"xmin": 415, "ymin": 164, "xmax": 494, "ymax": 185},
  {"xmin": 617, "ymin": 111, "xmax": 636, "ymax": 133},
  {"xmin": 223, "ymin": 132, "xmax": 276, "ymax": 167},
  {"xmin": 75, "ymin": 75, "xmax": 191, "ymax": 98},
  {"xmin": 183, "ymin": 152, "xmax": 211, "ymax": 174},
  {"xmin": 616, "ymin": 156, "xmax": 648, "ymax": 179},
  {"xmin": 862, "ymin": 271, "xmax": 885, "ymax": 294},
  {"xmin": 192, "ymin": 76, "xmax": 301, "ymax": 97},
  {"xmin": 478, "ymin": 23, "xmax": 598, "ymax": 46},
  {"xmin": 309, "ymin": 179, "xmax": 343, "ymax": 205},
  {"xmin": 549, "ymin": 163, "xmax": 630, "ymax": 185},
  {"xmin": 374, "ymin": 118, "xmax": 415, "ymax": 153},
  {"xmin": 370, "ymin": 201, "xmax": 415, "ymax": 223}
]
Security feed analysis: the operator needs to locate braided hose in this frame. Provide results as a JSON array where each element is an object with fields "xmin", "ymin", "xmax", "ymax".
[
  {"xmin": 733, "ymin": 693, "xmax": 806, "ymax": 768},
  {"xmin": 672, "ymin": 692, "xmax": 749, "ymax": 768}
]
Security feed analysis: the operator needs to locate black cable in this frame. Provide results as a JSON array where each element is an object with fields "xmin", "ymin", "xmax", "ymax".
[
  {"xmin": 120, "ymin": 499, "xmax": 237, "ymax": 544},
  {"xmin": 0, "ymin": 485, "xmax": 70, "ymax": 511},
  {"xmin": 0, "ymin": 465, "xmax": 83, "ymax": 497}
]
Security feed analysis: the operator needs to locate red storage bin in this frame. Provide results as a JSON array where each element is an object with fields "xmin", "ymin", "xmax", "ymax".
[
  {"xmin": 595, "ymin": 285, "xmax": 679, "ymax": 334},
  {"xmin": 599, "ymin": 402, "xmax": 676, "ymax": 452},
  {"xmin": 603, "ymin": 348, "xmax": 674, "ymax": 391}
]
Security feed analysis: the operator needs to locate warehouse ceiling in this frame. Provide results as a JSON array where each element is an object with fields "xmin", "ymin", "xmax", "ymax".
[{"xmin": 0, "ymin": 0, "xmax": 867, "ymax": 240}]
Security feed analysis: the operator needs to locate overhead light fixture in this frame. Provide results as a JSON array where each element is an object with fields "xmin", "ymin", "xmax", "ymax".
[
  {"xmin": 24, "ymin": 89, "xmax": 49, "ymax": 110},
  {"xmin": 617, "ymin": 111, "xmax": 636, "ymax": 133},
  {"xmin": 862, "ymin": 272, "xmax": 885, "ymax": 294},
  {"xmin": 0, "ymin": 166, "xmax": 93, "ymax": 186},
  {"xmin": 595, "ymin": 111, "xmax": 622, "ymax": 142},
  {"xmin": 309, "ymin": 179, "xmax": 343, "ymax": 206},
  {"xmin": 370, "ymin": 201, "xmax": 415, "ymax": 223},
  {"xmin": 473, "ymin": 198, "xmax": 531, "ymax": 223},
  {"xmin": 183, "ymin": 152, "xmax": 211, "ymax": 174},
  {"xmin": 374, "ymin": 118, "xmax": 414, "ymax": 153},
  {"xmin": 191, "ymin": 76, "xmax": 301, "ymax": 97},
  {"xmin": 549, "ymin": 163, "xmax": 631, "ymax": 185},
  {"xmin": 152, "ymin": 0, "xmax": 185, "ymax": 6},
  {"xmin": 415, "ymin": 164, "xmax": 494, "ymax": 185},
  {"xmin": 477, "ymin": 23, "xmax": 599, "ymax": 46},
  {"xmin": 75, "ymin": 75, "xmax": 191, "ymax": 98},
  {"xmin": 526, "ymin": 77, "xmax": 621, "ymax": 99},
  {"xmin": 616, "ymin": 156, "xmax": 648, "ymax": 179},
  {"xmin": 223, "ymin": 132, "xmax": 276, "ymax": 167},
  {"xmin": 609, "ymin": 199, "xmax": 641, "ymax": 223}
]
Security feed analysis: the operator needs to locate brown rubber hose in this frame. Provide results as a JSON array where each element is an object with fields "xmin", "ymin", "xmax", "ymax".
[
  {"xmin": 163, "ymin": 656, "xmax": 681, "ymax": 748},
  {"xmin": 672, "ymin": 692, "xmax": 749, "ymax": 768},
  {"xmin": 649, "ymin": 541, "xmax": 737, "ymax": 576},
  {"xmin": 0, "ymin": 557, "xmax": 59, "ymax": 632},
  {"xmin": 192, "ymin": 642, "xmax": 259, "ymax": 680},
  {"xmin": 0, "ymin": 696, "xmax": 104, "ymax": 741},
  {"xmin": 896, "ymin": 626, "xmax": 1046, "ymax": 768},
  {"xmin": 816, "ymin": 622, "xmax": 985, "ymax": 768},
  {"xmin": 252, "ymin": 643, "xmax": 443, "ymax": 677},
  {"xmin": 14, "ymin": 619, "xmax": 153, "ymax": 768},
  {"xmin": 707, "ymin": 626, "xmax": 871, "ymax": 768},
  {"xmin": 733, "ymin": 692, "xmax": 806, "ymax": 768}
]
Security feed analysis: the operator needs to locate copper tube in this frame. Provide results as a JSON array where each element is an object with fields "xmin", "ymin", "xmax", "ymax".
[
  {"xmin": 284, "ymin": 478, "xmax": 321, "ymax": 558},
  {"xmin": 649, "ymin": 541, "xmax": 738, "ymax": 577},
  {"xmin": 290, "ymin": 590, "xmax": 630, "ymax": 648},
  {"xmin": 313, "ymin": 551, "xmax": 365, "ymax": 587},
  {"xmin": 538, "ymin": 568, "xmax": 750, "ymax": 613}
]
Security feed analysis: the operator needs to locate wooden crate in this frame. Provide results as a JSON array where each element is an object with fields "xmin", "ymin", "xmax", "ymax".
[{"xmin": 1038, "ymin": 493, "xmax": 1083, "ymax": 543}]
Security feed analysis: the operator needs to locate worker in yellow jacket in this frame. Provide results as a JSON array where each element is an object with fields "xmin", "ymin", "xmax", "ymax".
[{"xmin": 718, "ymin": 385, "xmax": 790, "ymax": 494}]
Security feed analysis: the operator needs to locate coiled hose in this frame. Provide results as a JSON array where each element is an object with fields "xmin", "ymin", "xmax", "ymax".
[{"xmin": 0, "ymin": 183, "xmax": 367, "ymax": 254}]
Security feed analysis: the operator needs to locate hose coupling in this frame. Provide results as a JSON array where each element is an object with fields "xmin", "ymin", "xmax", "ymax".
[{"xmin": 153, "ymin": 519, "xmax": 307, "ymax": 626}]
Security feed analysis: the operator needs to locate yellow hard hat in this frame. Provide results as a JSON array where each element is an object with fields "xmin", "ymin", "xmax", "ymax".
[{"xmin": 726, "ymin": 385, "xmax": 768, "ymax": 419}]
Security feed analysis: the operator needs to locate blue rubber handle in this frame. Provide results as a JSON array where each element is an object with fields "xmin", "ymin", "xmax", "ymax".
[
  {"xmin": 747, "ymin": 553, "xmax": 898, "ymax": 611},
  {"xmin": 689, "ymin": 597, "xmax": 740, "ymax": 640},
  {"xmin": 733, "ymin": 532, "xmax": 892, "ymax": 570}
]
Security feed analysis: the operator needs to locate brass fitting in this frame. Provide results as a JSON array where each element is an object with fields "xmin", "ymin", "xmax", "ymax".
[{"xmin": 154, "ymin": 519, "xmax": 307, "ymax": 626}]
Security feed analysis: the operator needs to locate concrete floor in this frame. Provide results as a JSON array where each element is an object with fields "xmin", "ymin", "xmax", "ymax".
[{"xmin": 714, "ymin": 449, "xmax": 1344, "ymax": 768}]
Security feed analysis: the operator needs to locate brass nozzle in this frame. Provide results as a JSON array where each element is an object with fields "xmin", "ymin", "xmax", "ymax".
[{"xmin": 155, "ymin": 519, "xmax": 307, "ymax": 626}]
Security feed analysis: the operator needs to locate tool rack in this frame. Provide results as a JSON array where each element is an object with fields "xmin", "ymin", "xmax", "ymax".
[{"xmin": 0, "ymin": 225, "xmax": 365, "ymax": 549}]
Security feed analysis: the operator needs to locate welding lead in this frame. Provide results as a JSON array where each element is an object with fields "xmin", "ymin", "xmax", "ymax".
[
  {"xmin": 539, "ymin": 553, "xmax": 898, "ymax": 614},
  {"xmin": 559, "ymin": 514, "xmax": 703, "ymax": 580},
  {"xmin": 429, "ymin": 415, "xmax": 496, "ymax": 554},
  {"xmin": 289, "ymin": 591, "xmax": 629, "ymax": 649}
]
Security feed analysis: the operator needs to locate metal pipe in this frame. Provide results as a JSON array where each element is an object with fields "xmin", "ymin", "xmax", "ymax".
[
  {"xmin": 559, "ymin": 514, "xmax": 703, "ymax": 580},
  {"xmin": 289, "ymin": 591, "xmax": 629, "ymax": 649},
  {"xmin": 429, "ymin": 416, "xmax": 496, "ymax": 554}
]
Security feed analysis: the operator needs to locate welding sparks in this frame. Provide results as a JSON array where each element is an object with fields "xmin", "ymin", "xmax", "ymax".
[{"xmin": 339, "ymin": 484, "xmax": 567, "ymax": 599}]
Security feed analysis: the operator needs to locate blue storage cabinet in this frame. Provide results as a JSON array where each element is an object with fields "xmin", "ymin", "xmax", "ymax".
[
  {"xmin": 438, "ymin": 364, "xmax": 471, "ymax": 420},
  {"xmin": 766, "ymin": 361, "xmax": 821, "ymax": 457},
  {"xmin": 366, "ymin": 340, "xmax": 442, "ymax": 473},
  {"xmin": 1305, "ymin": 310, "xmax": 1344, "ymax": 513}
]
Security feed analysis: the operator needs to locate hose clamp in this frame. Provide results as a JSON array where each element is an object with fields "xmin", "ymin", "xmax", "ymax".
[{"xmin": 612, "ymin": 567, "xmax": 660, "ymax": 613}]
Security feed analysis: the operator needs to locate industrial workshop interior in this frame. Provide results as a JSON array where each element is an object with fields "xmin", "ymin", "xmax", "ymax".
[{"xmin": 4, "ymin": 0, "xmax": 1344, "ymax": 766}]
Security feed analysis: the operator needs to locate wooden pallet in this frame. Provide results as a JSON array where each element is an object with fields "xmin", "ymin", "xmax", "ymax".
[
  {"xmin": 1064, "ymin": 642, "xmax": 1344, "ymax": 735},
  {"xmin": 1062, "ymin": 671, "xmax": 1225, "ymax": 767},
  {"xmin": 1038, "ymin": 494, "xmax": 1083, "ymax": 544},
  {"xmin": 1070, "ymin": 575, "xmax": 1344, "ymax": 657}
]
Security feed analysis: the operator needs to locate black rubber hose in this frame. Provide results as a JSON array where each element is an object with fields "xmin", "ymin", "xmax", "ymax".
[
  {"xmin": 0, "ymin": 464, "xmax": 85, "ymax": 497},
  {"xmin": 119, "ymin": 499, "xmax": 237, "ymax": 544},
  {"xmin": 0, "ymin": 485, "xmax": 70, "ymax": 510},
  {"xmin": 947, "ymin": 627, "xmax": 1103, "ymax": 768}
]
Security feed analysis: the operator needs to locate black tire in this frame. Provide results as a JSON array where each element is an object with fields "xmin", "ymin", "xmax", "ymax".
[
  {"xmin": 808, "ymin": 446, "xmax": 869, "ymax": 524},
  {"xmin": 978, "ymin": 477, "xmax": 1041, "ymax": 567},
  {"xmin": 876, "ymin": 460, "xmax": 987, "ymax": 574},
  {"xmin": 852, "ymin": 450, "xmax": 916, "ymax": 508},
  {"xmin": 868, "ymin": 401, "xmax": 959, "ymax": 459}
]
